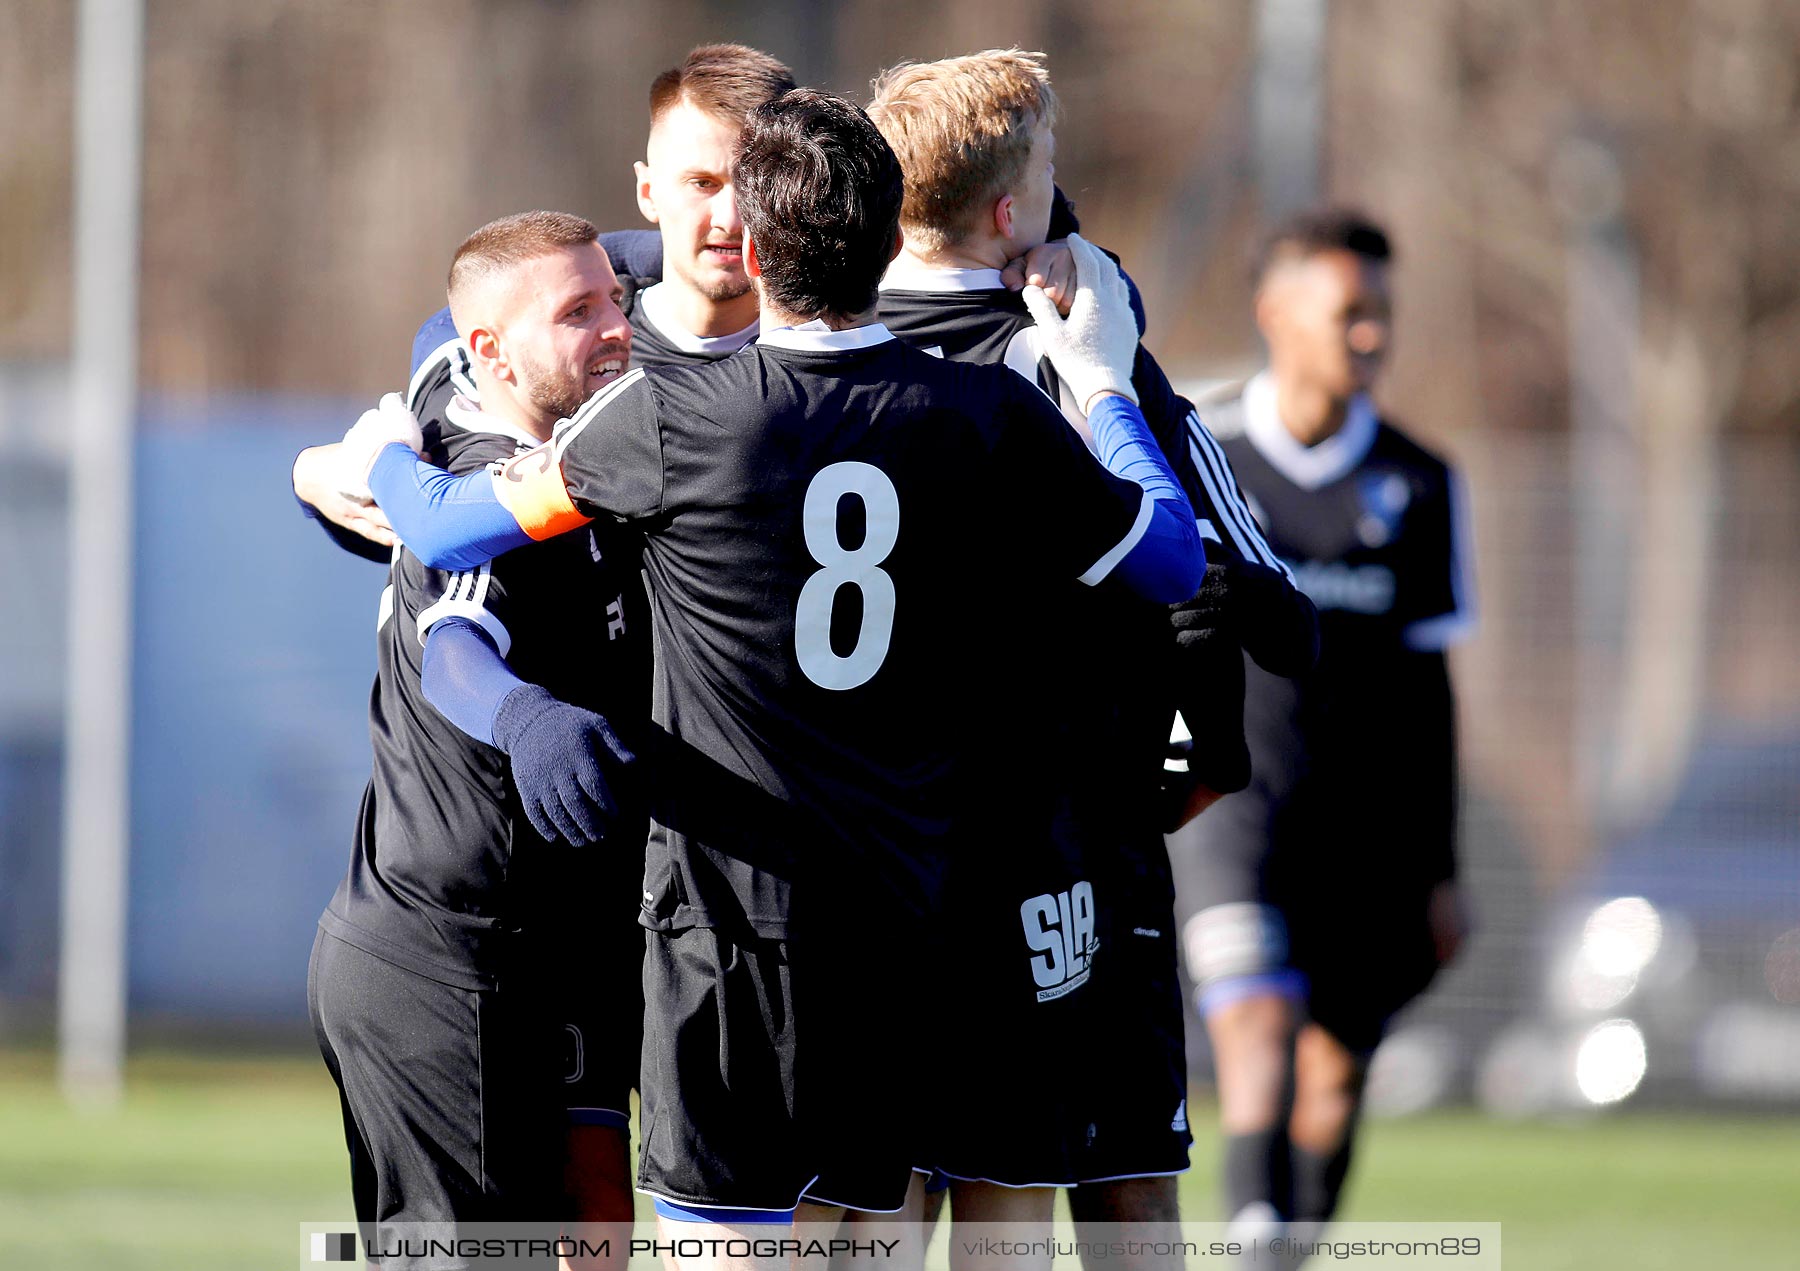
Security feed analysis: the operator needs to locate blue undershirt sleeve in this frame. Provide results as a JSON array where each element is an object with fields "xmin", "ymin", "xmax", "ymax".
[
  {"xmin": 1088, "ymin": 393, "xmax": 1205, "ymax": 603},
  {"xmin": 419, "ymin": 618, "xmax": 525, "ymax": 747},
  {"xmin": 367, "ymin": 443, "xmax": 533, "ymax": 571}
]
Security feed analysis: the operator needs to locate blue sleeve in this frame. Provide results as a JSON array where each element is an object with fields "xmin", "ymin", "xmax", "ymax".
[
  {"xmin": 1088, "ymin": 394, "xmax": 1204, "ymax": 603},
  {"xmin": 367, "ymin": 443, "xmax": 533, "ymax": 571},
  {"xmin": 420, "ymin": 618, "xmax": 524, "ymax": 747},
  {"xmin": 598, "ymin": 229, "xmax": 664, "ymax": 281},
  {"xmin": 411, "ymin": 308, "xmax": 459, "ymax": 378}
]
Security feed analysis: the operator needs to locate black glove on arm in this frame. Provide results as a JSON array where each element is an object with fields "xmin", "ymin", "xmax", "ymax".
[
  {"xmin": 492, "ymin": 684, "xmax": 635, "ymax": 847},
  {"xmin": 1169, "ymin": 561, "xmax": 1240, "ymax": 649},
  {"xmin": 1171, "ymin": 559, "xmax": 1320, "ymax": 677}
]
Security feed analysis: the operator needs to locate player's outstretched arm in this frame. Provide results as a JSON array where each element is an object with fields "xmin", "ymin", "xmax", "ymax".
[
  {"xmin": 1025, "ymin": 234, "xmax": 1204, "ymax": 603},
  {"xmin": 421, "ymin": 617, "xmax": 633, "ymax": 846},
  {"xmin": 348, "ymin": 394, "xmax": 587, "ymax": 570}
]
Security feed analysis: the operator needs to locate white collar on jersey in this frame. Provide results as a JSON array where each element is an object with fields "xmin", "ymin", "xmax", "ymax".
[
  {"xmin": 445, "ymin": 394, "xmax": 548, "ymax": 449},
  {"xmin": 758, "ymin": 320, "xmax": 897, "ymax": 351},
  {"xmin": 878, "ymin": 262, "xmax": 1007, "ymax": 292},
  {"xmin": 635, "ymin": 282, "xmax": 761, "ymax": 355},
  {"xmin": 1241, "ymin": 369, "xmax": 1379, "ymax": 490}
]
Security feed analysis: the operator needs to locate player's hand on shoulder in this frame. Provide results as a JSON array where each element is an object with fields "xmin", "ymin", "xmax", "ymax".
[
  {"xmin": 1020, "ymin": 232, "xmax": 1139, "ymax": 412},
  {"xmin": 1002, "ymin": 240, "xmax": 1078, "ymax": 317},
  {"xmin": 492, "ymin": 684, "xmax": 635, "ymax": 847},
  {"xmin": 293, "ymin": 443, "xmax": 398, "ymax": 548},
  {"xmin": 340, "ymin": 391, "xmax": 425, "ymax": 489}
]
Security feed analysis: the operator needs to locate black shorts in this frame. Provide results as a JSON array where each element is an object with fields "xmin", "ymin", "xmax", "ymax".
[
  {"xmin": 542, "ymin": 852, "xmax": 643, "ymax": 1130},
  {"xmin": 931, "ymin": 840, "xmax": 1100, "ymax": 1187},
  {"xmin": 1288, "ymin": 896, "xmax": 1441, "ymax": 1054},
  {"xmin": 637, "ymin": 924, "xmax": 926, "ymax": 1215},
  {"xmin": 1076, "ymin": 882, "xmax": 1193, "ymax": 1183},
  {"xmin": 306, "ymin": 929, "xmax": 565, "ymax": 1233},
  {"xmin": 1169, "ymin": 800, "xmax": 1441, "ymax": 1056}
]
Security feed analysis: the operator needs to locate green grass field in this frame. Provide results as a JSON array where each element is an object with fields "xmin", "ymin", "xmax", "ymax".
[{"xmin": 1, "ymin": 1049, "xmax": 1794, "ymax": 1269}]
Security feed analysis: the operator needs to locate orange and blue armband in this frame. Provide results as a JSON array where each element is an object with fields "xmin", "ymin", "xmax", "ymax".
[{"xmin": 492, "ymin": 444, "xmax": 591, "ymax": 541}]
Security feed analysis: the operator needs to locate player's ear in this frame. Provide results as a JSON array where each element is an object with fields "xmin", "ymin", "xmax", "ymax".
[
  {"xmin": 888, "ymin": 227, "xmax": 903, "ymax": 266},
  {"xmin": 633, "ymin": 160, "xmax": 658, "ymax": 224},
  {"xmin": 993, "ymin": 192, "xmax": 1016, "ymax": 241},
  {"xmin": 743, "ymin": 233, "xmax": 763, "ymax": 280},
  {"xmin": 467, "ymin": 326, "xmax": 512, "ymax": 385}
]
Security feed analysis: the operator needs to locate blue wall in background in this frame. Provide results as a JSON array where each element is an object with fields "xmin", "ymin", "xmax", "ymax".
[{"xmin": 127, "ymin": 398, "xmax": 385, "ymax": 1024}]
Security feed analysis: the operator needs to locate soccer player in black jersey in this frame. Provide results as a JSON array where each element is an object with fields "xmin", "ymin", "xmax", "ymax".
[
  {"xmin": 621, "ymin": 45, "xmax": 792, "ymax": 365},
  {"xmin": 1170, "ymin": 209, "xmax": 1473, "ymax": 1243},
  {"xmin": 339, "ymin": 89, "xmax": 1204, "ymax": 1260},
  {"xmin": 867, "ymin": 51, "xmax": 1317, "ymax": 1252},
  {"xmin": 307, "ymin": 212, "xmax": 647, "ymax": 1261}
]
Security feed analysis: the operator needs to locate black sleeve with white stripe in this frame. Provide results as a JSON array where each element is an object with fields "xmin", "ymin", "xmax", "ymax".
[
  {"xmin": 408, "ymin": 337, "xmax": 477, "ymax": 413},
  {"xmin": 1181, "ymin": 402, "xmax": 1293, "ymax": 580},
  {"xmin": 1181, "ymin": 401, "xmax": 1318, "ymax": 676}
]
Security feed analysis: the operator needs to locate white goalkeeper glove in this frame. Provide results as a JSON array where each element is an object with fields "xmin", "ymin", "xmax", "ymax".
[
  {"xmin": 1020, "ymin": 232, "xmax": 1139, "ymax": 412},
  {"xmin": 338, "ymin": 392, "xmax": 424, "ymax": 496}
]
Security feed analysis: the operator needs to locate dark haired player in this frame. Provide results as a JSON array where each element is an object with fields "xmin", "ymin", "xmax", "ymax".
[
  {"xmin": 307, "ymin": 211, "xmax": 647, "ymax": 1261},
  {"xmin": 1171, "ymin": 208, "xmax": 1473, "ymax": 1242},
  {"xmin": 338, "ymin": 89, "xmax": 1204, "ymax": 1259}
]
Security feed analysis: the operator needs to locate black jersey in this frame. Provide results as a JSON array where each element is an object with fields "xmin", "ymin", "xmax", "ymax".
[
  {"xmin": 535, "ymin": 323, "xmax": 1150, "ymax": 939},
  {"xmin": 1204, "ymin": 372, "xmax": 1473, "ymax": 883},
  {"xmin": 319, "ymin": 351, "xmax": 652, "ymax": 988},
  {"xmin": 626, "ymin": 281, "xmax": 760, "ymax": 370},
  {"xmin": 877, "ymin": 273, "xmax": 1297, "ymax": 867}
]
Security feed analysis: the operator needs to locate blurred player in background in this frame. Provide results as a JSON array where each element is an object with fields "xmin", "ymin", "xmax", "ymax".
[
  {"xmin": 1171, "ymin": 209, "xmax": 1473, "ymax": 1245},
  {"xmin": 307, "ymin": 211, "xmax": 646, "ymax": 1265}
]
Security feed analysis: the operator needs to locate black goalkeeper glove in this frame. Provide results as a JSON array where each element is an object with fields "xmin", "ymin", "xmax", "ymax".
[{"xmin": 492, "ymin": 684, "xmax": 635, "ymax": 847}]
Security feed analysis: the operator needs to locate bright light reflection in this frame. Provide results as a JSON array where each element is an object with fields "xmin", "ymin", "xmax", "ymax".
[
  {"xmin": 1580, "ymin": 897, "xmax": 1663, "ymax": 978},
  {"xmin": 1575, "ymin": 1018, "xmax": 1648, "ymax": 1105}
]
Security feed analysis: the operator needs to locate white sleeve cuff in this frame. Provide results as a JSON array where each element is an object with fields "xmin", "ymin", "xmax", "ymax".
[{"xmin": 416, "ymin": 596, "xmax": 512, "ymax": 658}]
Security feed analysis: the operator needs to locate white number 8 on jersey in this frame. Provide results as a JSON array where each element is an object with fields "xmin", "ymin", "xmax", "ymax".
[{"xmin": 795, "ymin": 461, "xmax": 899, "ymax": 691}]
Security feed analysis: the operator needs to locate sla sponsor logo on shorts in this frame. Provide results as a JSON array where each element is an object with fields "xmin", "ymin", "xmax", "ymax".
[
  {"xmin": 311, "ymin": 1232, "xmax": 357, "ymax": 1262},
  {"xmin": 1021, "ymin": 880, "xmax": 1099, "ymax": 1002}
]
